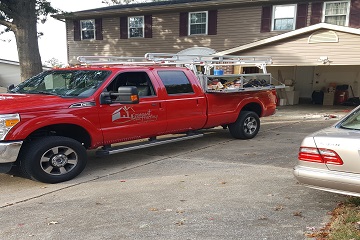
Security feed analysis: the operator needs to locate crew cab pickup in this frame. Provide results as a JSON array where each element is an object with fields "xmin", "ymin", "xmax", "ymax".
[{"xmin": 0, "ymin": 56, "xmax": 278, "ymax": 183}]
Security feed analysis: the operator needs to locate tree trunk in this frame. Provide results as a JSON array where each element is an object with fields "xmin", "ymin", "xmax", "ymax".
[{"xmin": 13, "ymin": 0, "xmax": 43, "ymax": 81}]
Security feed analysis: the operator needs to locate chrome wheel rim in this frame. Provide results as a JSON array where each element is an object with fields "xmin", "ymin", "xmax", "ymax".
[
  {"xmin": 40, "ymin": 146, "xmax": 78, "ymax": 175},
  {"xmin": 243, "ymin": 116, "xmax": 258, "ymax": 135}
]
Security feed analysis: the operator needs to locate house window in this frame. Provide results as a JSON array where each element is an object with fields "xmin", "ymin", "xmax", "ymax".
[
  {"xmin": 128, "ymin": 16, "xmax": 144, "ymax": 38},
  {"xmin": 323, "ymin": 1, "xmax": 350, "ymax": 26},
  {"xmin": 272, "ymin": 5, "xmax": 297, "ymax": 30},
  {"xmin": 80, "ymin": 20, "xmax": 95, "ymax": 40},
  {"xmin": 189, "ymin": 11, "xmax": 208, "ymax": 35}
]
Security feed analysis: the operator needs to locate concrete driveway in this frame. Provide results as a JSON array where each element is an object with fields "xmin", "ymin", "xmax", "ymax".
[{"xmin": 0, "ymin": 105, "xmax": 354, "ymax": 240}]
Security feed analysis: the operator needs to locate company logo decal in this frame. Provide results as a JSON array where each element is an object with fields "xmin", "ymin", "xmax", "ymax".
[{"xmin": 112, "ymin": 106, "xmax": 158, "ymax": 124}]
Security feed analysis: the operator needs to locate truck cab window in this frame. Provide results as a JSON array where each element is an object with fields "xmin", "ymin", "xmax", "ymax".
[
  {"xmin": 106, "ymin": 71, "xmax": 155, "ymax": 97},
  {"xmin": 157, "ymin": 71, "xmax": 194, "ymax": 94}
]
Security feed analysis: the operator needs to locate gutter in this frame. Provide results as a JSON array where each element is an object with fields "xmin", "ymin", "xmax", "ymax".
[{"xmin": 52, "ymin": 0, "xmax": 306, "ymax": 20}]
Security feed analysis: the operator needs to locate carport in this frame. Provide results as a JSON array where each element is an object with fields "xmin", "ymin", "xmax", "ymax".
[{"xmin": 217, "ymin": 23, "xmax": 360, "ymax": 105}]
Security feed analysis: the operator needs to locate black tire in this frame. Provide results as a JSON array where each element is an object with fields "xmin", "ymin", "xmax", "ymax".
[
  {"xmin": 19, "ymin": 136, "xmax": 87, "ymax": 183},
  {"xmin": 228, "ymin": 111, "xmax": 260, "ymax": 139}
]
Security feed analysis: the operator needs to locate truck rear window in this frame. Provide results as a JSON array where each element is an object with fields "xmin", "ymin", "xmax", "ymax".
[{"xmin": 157, "ymin": 71, "xmax": 194, "ymax": 95}]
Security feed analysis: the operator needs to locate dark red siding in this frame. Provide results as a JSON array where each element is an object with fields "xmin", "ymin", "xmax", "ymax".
[
  {"xmin": 120, "ymin": 16, "xmax": 128, "ymax": 39},
  {"xmin": 95, "ymin": 18, "xmax": 103, "ymax": 40},
  {"xmin": 179, "ymin": 12, "xmax": 188, "ymax": 36},
  {"xmin": 73, "ymin": 20, "xmax": 81, "ymax": 41},
  {"xmin": 350, "ymin": 0, "xmax": 360, "ymax": 28},
  {"xmin": 310, "ymin": 2, "xmax": 323, "ymax": 25},
  {"xmin": 261, "ymin": 6, "xmax": 272, "ymax": 32},
  {"xmin": 144, "ymin": 15, "xmax": 153, "ymax": 38},
  {"xmin": 296, "ymin": 3, "xmax": 308, "ymax": 29},
  {"xmin": 208, "ymin": 10, "xmax": 218, "ymax": 35}
]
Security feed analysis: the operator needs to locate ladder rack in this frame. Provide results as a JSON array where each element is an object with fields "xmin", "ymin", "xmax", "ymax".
[
  {"xmin": 76, "ymin": 53, "xmax": 284, "ymax": 93},
  {"xmin": 77, "ymin": 56, "xmax": 149, "ymax": 65},
  {"xmin": 144, "ymin": 53, "xmax": 272, "ymax": 65},
  {"xmin": 78, "ymin": 53, "xmax": 272, "ymax": 67}
]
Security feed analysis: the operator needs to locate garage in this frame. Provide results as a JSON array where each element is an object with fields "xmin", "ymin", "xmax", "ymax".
[{"xmin": 217, "ymin": 23, "xmax": 360, "ymax": 106}]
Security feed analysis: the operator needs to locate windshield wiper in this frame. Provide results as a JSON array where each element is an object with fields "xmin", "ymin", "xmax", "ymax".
[{"xmin": 30, "ymin": 91, "xmax": 59, "ymax": 96}]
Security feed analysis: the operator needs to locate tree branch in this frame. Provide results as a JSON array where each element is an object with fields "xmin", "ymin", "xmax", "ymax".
[{"xmin": 0, "ymin": 19, "xmax": 16, "ymax": 31}]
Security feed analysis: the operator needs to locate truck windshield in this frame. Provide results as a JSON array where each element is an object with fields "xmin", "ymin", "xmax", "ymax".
[{"xmin": 10, "ymin": 70, "xmax": 111, "ymax": 98}]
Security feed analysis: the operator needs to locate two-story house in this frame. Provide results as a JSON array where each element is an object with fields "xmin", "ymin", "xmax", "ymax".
[{"xmin": 53, "ymin": 0, "xmax": 360, "ymax": 104}]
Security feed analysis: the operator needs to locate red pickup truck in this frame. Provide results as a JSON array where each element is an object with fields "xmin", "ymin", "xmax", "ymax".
[{"xmin": 0, "ymin": 59, "xmax": 277, "ymax": 183}]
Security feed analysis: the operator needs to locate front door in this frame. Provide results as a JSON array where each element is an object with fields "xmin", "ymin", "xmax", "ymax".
[{"xmin": 98, "ymin": 71, "xmax": 166, "ymax": 144}]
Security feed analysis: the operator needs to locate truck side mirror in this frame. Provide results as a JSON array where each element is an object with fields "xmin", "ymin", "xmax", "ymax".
[
  {"xmin": 7, "ymin": 84, "xmax": 14, "ymax": 92},
  {"xmin": 115, "ymin": 86, "xmax": 139, "ymax": 104},
  {"xmin": 100, "ymin": 86, "xmax": 139, "ymax": 105},
  {"xmin": 99, "ymin": 92, "xmax": 112, "ymax": 104}
]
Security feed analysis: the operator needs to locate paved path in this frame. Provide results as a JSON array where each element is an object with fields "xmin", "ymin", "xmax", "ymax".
[{"xmin": 0, "ymin": 105, "xmax": 354, "ymax": 240}]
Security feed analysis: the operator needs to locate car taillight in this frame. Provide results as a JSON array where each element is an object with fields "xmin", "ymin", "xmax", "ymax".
[{"xmin": 298, "ymin": 147, "xmax": 343, "ymax": 165}]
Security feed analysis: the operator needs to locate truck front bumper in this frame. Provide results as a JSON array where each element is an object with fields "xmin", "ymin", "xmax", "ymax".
[{"xmin": 0, "ymin": 141, "xmax": 23, "ymax": 164}]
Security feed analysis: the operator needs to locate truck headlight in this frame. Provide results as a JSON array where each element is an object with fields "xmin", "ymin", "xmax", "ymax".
[{"xmin": 0, "ymin": 114, "xmax": 20, "ymax": 140}]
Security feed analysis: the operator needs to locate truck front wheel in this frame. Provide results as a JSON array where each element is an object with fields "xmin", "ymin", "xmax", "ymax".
[
  {"xmin": 229, "ymin": 111, "xmax": 260, "ymax": 139},
  {"xmin": 19, "ymin": 136, "xmax": 87, "ymax": 183}
]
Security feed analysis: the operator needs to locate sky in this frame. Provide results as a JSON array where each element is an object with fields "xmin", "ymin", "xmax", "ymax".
[{"xmin": 0, "ymin": 0, "xmax": 107, "ymax": 64}]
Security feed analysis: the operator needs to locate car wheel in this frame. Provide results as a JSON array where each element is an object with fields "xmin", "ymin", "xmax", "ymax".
[
  {"xmin": 19, "ymin": 136, "xmax": 87, "ymax": 183},
  {"xmin": 229, "ymin": 111, "xmax": 260, "ymax": 139}
]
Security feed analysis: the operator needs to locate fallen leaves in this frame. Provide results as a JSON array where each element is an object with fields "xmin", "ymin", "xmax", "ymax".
[
  {"xmin": 274, "ymin": 205, "xmax": 284, "ymax": 211},
  {"xmin": 175, "ymin": 219, "xmax": 186, "ymax": 226},
  {"xmin": 47, "ymin": 221, "xmax": 59, "ymax": 225},
  {"xmin": 293, "ymin": 211, "xmax": 303, "ymax": 217}
]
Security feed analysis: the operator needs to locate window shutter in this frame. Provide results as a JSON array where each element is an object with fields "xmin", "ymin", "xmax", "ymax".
[
  {"xmin": 145, "ymin": 15, "xmax": 152, "ymax": 38},
  {"xmin": 179, "ymin": 12, "xmax": 188, "ymax": 36},
  {"xmin": 310, "ymin": 2, "xmax": 323, "ymax": 25},
  {"xmin": 350, "ymin": 0, "xmax": 360, "ymax": 28},
  {"xmin": 208, "ymin": 10, "xmax": 218, "ymax": 35},
  {"xmin": 296, "ymin": 3, "xmax": 308, "ymax": 29},
  {"xmin": 120, "ymin": 16, "xmax": 128, "ymax": 39},
  {"xmin": 95, "ymin": 18, "xmax": 103, "ymax": 40},
  {"xmin": 261, "ymin": 6, "xmax": 272, "ymax": 32},
  {"xmin": 73, "ymin": 20, "xmax": 81, "ymax": 41}
]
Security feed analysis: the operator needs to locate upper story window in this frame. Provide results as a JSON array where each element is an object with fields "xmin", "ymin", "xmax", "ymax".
[
  {"xmin": 272, "ymin": 5, "xmax": 297, "ymax": 31},
  {"xmin": 189, "ymin": 11, "xmax": 208, "ymax": 35},
  {"xmin": 80, "ymin": 20, "xmax": 95, "ymax": 40},
  {"xmin": 323, "ymin": 1, "xmax": 350, "ymax": 26},
  {"xmin": 128, "ymin": 16, "xmax": 144, "ymax": 38}
]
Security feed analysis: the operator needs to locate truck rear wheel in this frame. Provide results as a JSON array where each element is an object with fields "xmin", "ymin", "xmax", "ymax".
[
  {"xmin": 229, "ymin": 111, "xmax": 260, "ymax": 139},
  {"xmin": 19, "ymin": 136, "xmax": 87, "ymax": 183}
]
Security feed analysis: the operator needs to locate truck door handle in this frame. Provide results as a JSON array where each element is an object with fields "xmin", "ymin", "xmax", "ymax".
[{"xmin": 152, "ymin": 102, "xmax": 162, "ymax": 108}]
